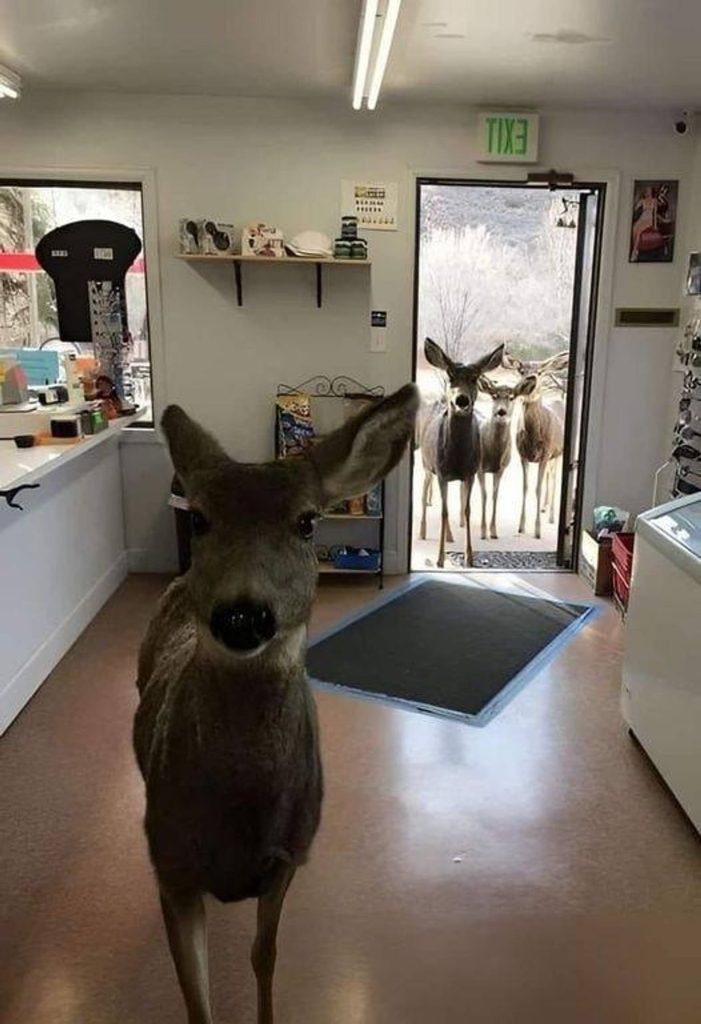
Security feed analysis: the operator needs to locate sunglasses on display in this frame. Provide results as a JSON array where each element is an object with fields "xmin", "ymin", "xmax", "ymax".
[
  {"xmin": 680, "ymin": 351, "xmax": 701, "ymax": 368},
  {"xmin": 679, "ymin": 395, "xmax": 701, "ymax": 411},
  {"xmin": 676, "ymin": 477, "xmax": 701, "ymax": 496},
  {"xmin": 682, "ymin": 371, "xmax": 701, "ymax": 392},
  {"xmin": 672, "ymin": 442, "xmax": 701, "ymax": 461},
  {"xmin": 676, "ymin": 423, "xmax": 701, "ymax": 441},
  {"xmin": 679, "ymin": 464, "xmax": 701, "ymax": 485}
]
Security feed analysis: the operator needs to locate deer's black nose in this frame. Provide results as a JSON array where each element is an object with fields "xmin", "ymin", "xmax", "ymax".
[
  {"xmin": 210, "ymin": 601, "xmax": 277, "ymax": 652},
  {"xmin": 455, "ymin": 394, "xmax": 471, "ymax": 409}
]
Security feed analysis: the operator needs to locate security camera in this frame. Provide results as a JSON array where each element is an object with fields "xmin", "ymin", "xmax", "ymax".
[{"xmin": 674, "ymin": 111, "xmax": 692, "ymax": 135}]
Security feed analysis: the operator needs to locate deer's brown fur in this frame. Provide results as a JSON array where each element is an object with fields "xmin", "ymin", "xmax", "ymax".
[{"xmin": 133, "ymin": 385, "xmax": 418, "ymax": 1024}]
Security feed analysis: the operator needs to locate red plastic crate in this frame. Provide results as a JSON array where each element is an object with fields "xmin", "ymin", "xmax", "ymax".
[
  {"xmin": 612, "ymin": 562, "xmax": 631, "ymax": 612},
  {"xmin": 611, "ymin": 532, "xmax": 635, "ymax": 581}
]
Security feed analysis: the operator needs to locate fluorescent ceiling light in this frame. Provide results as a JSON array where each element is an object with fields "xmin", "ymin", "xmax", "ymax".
[
  {"xmin": 0, "ymin": 65, "xmax": 21, "ymax": 100},
  {"xmin": 352, "ymin": 0, "xmax": 379, "ymax": 110},
  {"xmin": 366, "ymin": 0, "xmax": 402, "ymax": 111}
]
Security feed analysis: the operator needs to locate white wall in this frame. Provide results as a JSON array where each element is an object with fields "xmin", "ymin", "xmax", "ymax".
[{"xmin": 1, "ymin": 93, "xmax": 696, "ymax": 567}]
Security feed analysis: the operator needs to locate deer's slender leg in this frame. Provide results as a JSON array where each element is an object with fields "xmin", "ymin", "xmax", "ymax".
[
  {"xmin": 437, "ymin": 477, "xmax": 449, "ymax": 568},
  {"xmin": 518, "ymin": 458, "xmax": 528, "ymax": 534},
  {"xmin": 464, "ymin": 474, "xmax": 474, "ymax": 567},
  {"xmin": 490, "ymin": 470, "xmax": 503, "ymax": 539},
  {"xmin": 478, "ymin": 471, "xmax": 487, "ymax": 539},
  {"xmin": 420, "ymin": 471, "xmax": 431, "ymax": 540},
  {"xmin": 548, "ymin": 459, "xmax": 558, "ymax": 524},
  {"xmin": 252, "ymin": 864, "xmax": 295, "ymax": 1024},
  {"xmin": 426, "ymin": 473, "xmax": 434, "ymax": 506},
  {"xmin": 535, "ymin": 460, "xmax": 547, "ymax": 540},
  {"xmin": 159, "ymin": 888, "xmax": 213, "ymax": 1024},
  {"xmin": 446, "ymin": 483, "xmax": 455, "ymax": 544},
  {"xmin": 459, "ymin": 480, "xmax": 466, "ymax": 528}
]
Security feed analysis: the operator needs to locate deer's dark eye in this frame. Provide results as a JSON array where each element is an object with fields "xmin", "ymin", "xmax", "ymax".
[
  {"xmin": 297, "ymin": 512, "xmax": 317, "ymax": 540},
  {"xmin": 190, "ymin": 509, "xmax": 210, "ymax": 537}
]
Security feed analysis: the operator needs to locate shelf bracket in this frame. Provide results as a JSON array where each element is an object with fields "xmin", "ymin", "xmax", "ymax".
[
  {"xmin": 316, "ymin": 262, "xmax": 322, "ymax": 308},
  {"xmin": 234, "ymin": 260, "xmax": 243, "ymax": 306}
]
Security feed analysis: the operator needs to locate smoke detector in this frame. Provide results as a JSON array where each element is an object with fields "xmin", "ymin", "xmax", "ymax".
[{"xmin": 0, "ymin": 65, "xmax": 21, "ymax": 100}]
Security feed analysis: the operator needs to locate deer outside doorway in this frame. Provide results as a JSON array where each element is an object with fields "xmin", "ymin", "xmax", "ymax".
[{"xmin": 410, "ymin": 179, "xmax": 605, "ymax": 572}]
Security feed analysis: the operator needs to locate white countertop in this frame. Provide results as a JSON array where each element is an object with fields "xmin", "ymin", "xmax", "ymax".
[{"xmin": 0, "ymin": 412, "xmax": 146, "ymax": 494}]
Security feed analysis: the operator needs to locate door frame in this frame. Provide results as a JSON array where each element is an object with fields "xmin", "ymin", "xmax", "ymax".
[{"xmin": 407, "ymin": 174, "xmax": 610, "ymax": 573}]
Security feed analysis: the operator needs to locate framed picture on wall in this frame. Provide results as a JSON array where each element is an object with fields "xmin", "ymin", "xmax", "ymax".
[
  {"xmin": 686, "ymin": 252, "xmax": 701, "ymax": 296},
  {"xmin": 629, "ymin": 179, "xmax": 678, "ymax": 263}
]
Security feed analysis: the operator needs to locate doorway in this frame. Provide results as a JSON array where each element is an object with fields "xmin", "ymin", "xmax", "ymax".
[{"xmin": 410, "ymin": 178, "xmax": 605, "ymax": 572}]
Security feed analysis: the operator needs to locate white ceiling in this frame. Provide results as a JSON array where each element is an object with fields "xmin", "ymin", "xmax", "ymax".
[{"xmin": 1, "ymin": 0, "xmax": 700, "ymax": 111}]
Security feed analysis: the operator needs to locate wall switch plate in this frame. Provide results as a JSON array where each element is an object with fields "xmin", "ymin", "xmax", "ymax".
[
  {"xmin": 370, "ymin": 329, "xmax": 386, "ymax": 353},
  {"xmin": 370, "ymin": 310, "xmax": 387, "ymax": 352}
]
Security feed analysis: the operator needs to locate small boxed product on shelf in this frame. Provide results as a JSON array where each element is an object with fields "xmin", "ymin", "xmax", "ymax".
[
  {"xmin": 178, "ymin": 219, "xmax": 201, "ymax": 254},
  {"xmin": 365, "ymin": 483, "xmax": 382, "ymax": 515},
  {"xmin": 275, "ymin": 393, "xmax": 315, "ymax": 458},
  {"xmin": 241, "ymin": 223, "xmax": 285, "ymax": 258},
  {"xmin": 199, "ymin": 220, "xmax": 236, "ymax": 255}
]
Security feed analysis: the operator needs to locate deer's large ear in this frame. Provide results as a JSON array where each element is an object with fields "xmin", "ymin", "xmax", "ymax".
[
  {"xmin": 308, "ymin": 384, "xmax": 419, "ymax": 506},
  {"xmin": 470, "ymin": 343, "xmax": 504, "ymax": 376},
  {"xmin": 424, "ymin": 338, "xmax": 454, "ymax": 373},
  {"xmin": 479, "ymin": 375, "xmax": 496, "ymax": 397},
  {"xmin": 161, "ymin": 405, "xmax": 230, "ymax": 486},
  {"xmin": 514, "ymin": 374, "xmax": 538, "ymax": 398},
  {"xmin": 541, "ymin": 351, "xmax": 569, "ymax": 373}
]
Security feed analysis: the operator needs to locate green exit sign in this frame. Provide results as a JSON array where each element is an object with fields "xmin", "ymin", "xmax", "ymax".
[{"xmin": 477, "ymin": 112, "xmax": 539, "ymax": 163}]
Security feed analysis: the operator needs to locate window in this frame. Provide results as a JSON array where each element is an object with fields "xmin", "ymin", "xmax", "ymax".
[{"xmin": 0, "ymin": 179, "xmax": 152, "ymax": 414}]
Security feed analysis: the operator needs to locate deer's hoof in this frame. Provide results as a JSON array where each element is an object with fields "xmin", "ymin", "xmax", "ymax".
[{"xmin": 490, "ymin": 531, "xmax": 498, "ymax": 540}]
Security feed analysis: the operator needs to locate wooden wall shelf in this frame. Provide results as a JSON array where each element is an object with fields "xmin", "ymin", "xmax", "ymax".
[{"xmin": 176, "ymin": 253, "xmax": 371, "ymax": 308}]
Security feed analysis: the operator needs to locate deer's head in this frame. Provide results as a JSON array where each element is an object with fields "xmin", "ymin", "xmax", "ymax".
[
  {"xmin": 479, "ymin": 376, "xmax": 519, "ymax": 422},
  {"xmin": 424, "ymin": 338, "xmax": 504, "ymax": 417},
  {"xmin": 161, "ymin": 385, "xmax": 418, "ymax": 660}
]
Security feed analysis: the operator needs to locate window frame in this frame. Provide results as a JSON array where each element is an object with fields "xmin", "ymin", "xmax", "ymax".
[{"xmin": 0, "ymin": 165, "xmax": 165, "ymax": 430}]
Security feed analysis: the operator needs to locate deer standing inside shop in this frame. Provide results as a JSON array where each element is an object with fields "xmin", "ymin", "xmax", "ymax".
[
  {"xmin": 419, "ymin": 338, "xmax": 504, "ymax": 567},
  {"xmin": 477, "ymin": 378, "xmax": 519, "ymax": 540},
  {"xmin": 506, "ymin": 351, "xmax": 569, "ymax": 539},
  {"xmin": 133, "ymin": 384, "xmax": 418, "ymax": 1024}
]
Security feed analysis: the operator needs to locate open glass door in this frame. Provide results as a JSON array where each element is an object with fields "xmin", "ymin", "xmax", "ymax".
[{"xmin": 557, "ymin": 185, "xmax": 605, "ymax": 567}]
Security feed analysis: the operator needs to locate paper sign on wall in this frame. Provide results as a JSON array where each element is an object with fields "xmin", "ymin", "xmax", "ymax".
[
  {"xmin": 341, "ymin": 181, "xmax": 398, "ymax": 231},
  {"xmin": 477, "ymin": 112, "xmax": 539, "ymax": 163}
]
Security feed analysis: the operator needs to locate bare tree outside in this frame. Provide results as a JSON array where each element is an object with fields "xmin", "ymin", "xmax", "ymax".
[
  {"xmin": 418, "ymin": 186, "xmax": 578, "ymax": 369},
  {"xmin": 413, "ymin": 184, "xmax": 580, "ymax": 569}
]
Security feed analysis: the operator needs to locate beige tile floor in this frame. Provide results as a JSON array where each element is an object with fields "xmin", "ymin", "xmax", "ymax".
[{"xmin": 1, "ymin": 572, "xmax": 700, "ymax": 1024}]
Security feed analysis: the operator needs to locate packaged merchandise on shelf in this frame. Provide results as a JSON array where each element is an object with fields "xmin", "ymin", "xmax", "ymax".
[
  {"xmin": 348, "ymin": 495, "xmax": 365, "ymax": 515},
  {"xmin": 178, "ymin": 219, "xmax": 201, "ymax": 254},
  {"xmin": 241, "ymin": 223, "xmax": 285, "ymax": 258},
  {"xmin": 199, "ymin": 221, "xmax": 236, "ymax": 255},
  {"xmin": 275, "ymin": 393, "xmax": 315, "ymax": 458},
  {"xmin": 333, "ymin": 238, "xmax": 352, "ymax": 259},
  {"xmin": 350, "ymin": 239, "xmax": 368, "ymax": 260},
  {"xmin": 341, "ymin": 216, "xmax": 358, "ymax": 239},
  {"xmin": 365, "ymin": 483, "xmax": 382, "ymax": 515}
]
